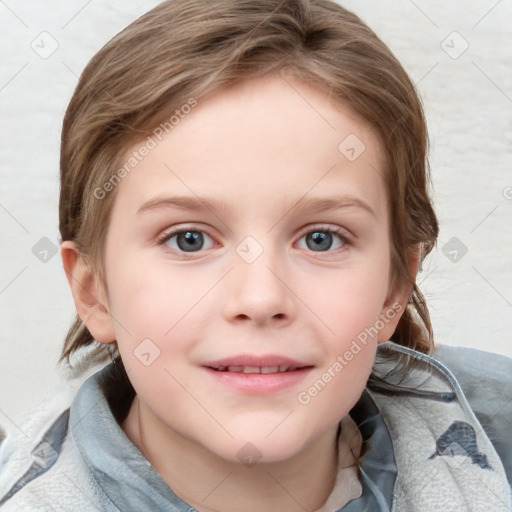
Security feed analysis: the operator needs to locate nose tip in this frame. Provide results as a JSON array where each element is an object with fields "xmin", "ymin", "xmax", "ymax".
[{"xmin": 222, "ymin": 253, "xmax": 294, "ymax": 327}]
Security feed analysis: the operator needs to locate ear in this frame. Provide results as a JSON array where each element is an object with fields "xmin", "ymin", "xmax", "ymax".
[
  {"xmin": 61, "ymin": 241, "xmax": 116, "ymax": 344},
  {"xmin": 377, "ymin": 244, "xmax": 422, "ymax": 342}
]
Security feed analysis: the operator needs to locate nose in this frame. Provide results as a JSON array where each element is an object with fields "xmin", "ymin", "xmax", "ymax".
[{"xmin": 222, "ymin": 243, "xmax": 295, "ymax": 327}]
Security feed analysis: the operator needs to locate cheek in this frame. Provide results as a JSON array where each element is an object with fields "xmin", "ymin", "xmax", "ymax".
[
  {"xmin": 294, "ymin": 270, "xmax": 385, "ymax": 424},
  {"xmin": 296, "ymin": 343, "xmax": 376, "ymax": 436},
  {"xmin": 305, "ymin": 257, "xmax": 391, "ymax": 340},
  {"xmin": 104, "ymin": 253, "xmax": 218, "ymax": 401},
  {"xmin": 105, "ymin": 249, "xmax": 207, "ymax": 337}
]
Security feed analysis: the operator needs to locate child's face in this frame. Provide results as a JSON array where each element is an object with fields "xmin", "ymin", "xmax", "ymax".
[{"xmin": 95, "ymin": 73, "xmax": 404, "ymax": 463}]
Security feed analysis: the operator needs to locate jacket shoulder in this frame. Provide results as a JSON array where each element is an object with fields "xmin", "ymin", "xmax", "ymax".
[
  {"xmin": 432, "ymin": 343, "xmax": 512, "ymax": 401},
  {"xmin": 0, "ymin": 379, "xmax": 116, "ymax": 511},
  {"xmin": 0, "ymin": 412, "xmax": 115, "ymax": 511},
  {"xmin": 432, "ymin": 343, "xmax": 512, "ymax": 486}
]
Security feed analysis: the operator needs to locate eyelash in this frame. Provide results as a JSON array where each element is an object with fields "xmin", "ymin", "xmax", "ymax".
[{"xmin": 156, "ymin": 224, "xmax": 351, "ymax": 256}]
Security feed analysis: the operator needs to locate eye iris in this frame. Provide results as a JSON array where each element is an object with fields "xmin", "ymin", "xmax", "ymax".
[
  {"xmin": 177, "ymin": 231, "xmax": 203, "ymax": 252},
  {"xmin": 306, "ymin": 231, "xmax": 332, "ymax": 251}
]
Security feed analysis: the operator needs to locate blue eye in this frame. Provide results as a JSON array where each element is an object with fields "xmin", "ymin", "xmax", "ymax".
[
  {"xmin": 297, "ymin": 228, "xmax": 347, "ymax": 252},
  {"xmin": 159, "ymin": 229, "xmax": 215, "ymax": 253}
]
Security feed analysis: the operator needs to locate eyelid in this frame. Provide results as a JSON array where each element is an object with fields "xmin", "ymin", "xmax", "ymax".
[{"xmin": 296, "ymin": 223, "xmax": 352, "ymax": 242}]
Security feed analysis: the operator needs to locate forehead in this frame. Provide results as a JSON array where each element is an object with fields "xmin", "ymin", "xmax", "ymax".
[{"xmin": 112, "ymin": 73, "xmax": 387, "ymax": 220}]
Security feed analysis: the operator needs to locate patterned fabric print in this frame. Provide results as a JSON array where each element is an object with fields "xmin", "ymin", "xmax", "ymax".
[{"xmin": 429, "ymin": 421, "xmax": 492, "ymax": 470}]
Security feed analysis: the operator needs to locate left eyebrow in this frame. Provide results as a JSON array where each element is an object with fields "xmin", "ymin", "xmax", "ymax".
[
  {"xmin": 288, "ymin": 195, "xmax": 377, "ymax": 218},
  {"xmin": 137, "ymin": 194, "xmax": 376, "ymax": 218}
]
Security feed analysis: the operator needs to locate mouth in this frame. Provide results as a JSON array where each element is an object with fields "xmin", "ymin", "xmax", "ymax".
[
  {"xmin": 207, "ymin": 365, "xmax": 305, "ymax": 374},
  {"xmin": 203, "ymin": 354, "xmax": 312, "ymax": 373},
  {"xmin": 202, "ymin": 355, "xmax": 314, "ymax": 394}
]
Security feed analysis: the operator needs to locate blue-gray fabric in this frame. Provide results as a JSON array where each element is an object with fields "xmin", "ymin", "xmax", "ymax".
[
  {"xmin": 432, "ymin": 344, "xmax": 512, "ymax": 487},
  {"xmin": 1, "ymin": 342, "xmax": 511, "ymax": 511},
  {"xmin": 4, "ymin": 367, "xmax": 397, "ymax": 510}
]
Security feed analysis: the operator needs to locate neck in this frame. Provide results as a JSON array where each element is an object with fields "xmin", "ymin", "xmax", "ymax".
[{"xmin": 122, "ymin": 395, "xmax": 353, "ymax": 512}]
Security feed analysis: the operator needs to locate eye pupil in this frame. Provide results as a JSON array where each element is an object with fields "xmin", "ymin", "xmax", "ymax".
[
  {"xmin": 178, "ymin": 231, "xmax": 203, "ymax": 252},
  {"xmin": 306, "ymin": 231, "xmax": 332, "ymax": 251}
]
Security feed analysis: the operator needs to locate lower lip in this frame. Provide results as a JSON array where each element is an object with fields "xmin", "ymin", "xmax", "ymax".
[{"xmin": 202, "ymin": 367, "xmax": 313, "ymax": 395}]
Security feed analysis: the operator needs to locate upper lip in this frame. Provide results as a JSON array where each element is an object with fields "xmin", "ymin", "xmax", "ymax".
[{"xmin": 202, "ymin": 354, "xmax": 312, "ymax": 369}]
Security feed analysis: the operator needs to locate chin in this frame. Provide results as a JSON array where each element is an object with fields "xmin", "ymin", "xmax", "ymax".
[{"xmin": 216, "ymin": 428, "xmax": 315, "ymax": 467}]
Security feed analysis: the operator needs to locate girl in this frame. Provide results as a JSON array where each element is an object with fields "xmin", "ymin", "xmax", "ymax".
[{"xmin": 1, "ymin": 1, "xmax": 510, "ymax": 510}]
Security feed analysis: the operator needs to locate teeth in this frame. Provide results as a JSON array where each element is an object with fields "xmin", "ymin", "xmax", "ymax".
[
  {"xmin": 242, "ymin": 367, "xmax": 260, "ymax": 374},
  {"xmin": 217, "ymin": 365, "xmax": 298, "ymax": 373},
  {"xmin": 260, "ymin": 366, "xmax": 279, "ymax": 374}
]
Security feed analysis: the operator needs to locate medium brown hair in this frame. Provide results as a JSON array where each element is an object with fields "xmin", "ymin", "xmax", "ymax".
[{"xmin": 58, "ymin": 0, "xmax": 438, "ymax": 374}]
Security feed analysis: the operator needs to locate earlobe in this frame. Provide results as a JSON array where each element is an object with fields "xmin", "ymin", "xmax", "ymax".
[
  {"xmin": 61, "ymin": 241, "xmax": 116, "ymax": 344},
  {"xmin": 377, "ymin": 244, "xmax": 422, "ymax": 343}
]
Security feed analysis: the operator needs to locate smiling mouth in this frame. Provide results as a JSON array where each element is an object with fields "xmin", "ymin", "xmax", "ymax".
[
  {"xmin": 203, "ymin": 358, "xmax": 313, "ymax": 393},
  {"xmin": 208, "ymin": 365, "xmax": 307, "ymax": 374}
]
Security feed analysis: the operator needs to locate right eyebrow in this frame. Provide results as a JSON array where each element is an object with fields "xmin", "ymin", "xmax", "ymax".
[{"xmin": 137, "ymin": 195, "xmax": 234, "ymax": 215}]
